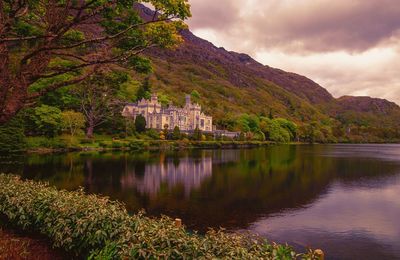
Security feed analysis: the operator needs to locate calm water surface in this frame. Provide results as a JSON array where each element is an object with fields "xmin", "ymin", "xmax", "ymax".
[{"xmin": 1, "ymin": 144, "xmax": 400, "ymax": 259}]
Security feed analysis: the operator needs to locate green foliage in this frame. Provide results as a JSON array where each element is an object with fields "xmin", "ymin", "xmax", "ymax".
[
  {"xmin": 260, "ymin": 118, "xmax": 291, "ymax": 143},
  {"xmin": 192, "ymin": 127, "xmax": 202, "ymax": 141},
  {"xmin": 190, "ymin": 90, "xmax": 201, "ymax": 103},
  {"xmin": 145, "ymin": 129, "xmax": 160, "ymax": 139},
  {"xmin": 136, "ymin": 77, "xmax": 152, "ymax": 101},
  {"xmin": 0, "ymin": 175, "xmax": 314, "ymax": 259},
  {"xmin": 61, "ymin": 111, "xmax": 85, "ymax": 136},
  {"xmin": 127, "ymin": 56, "xmax": 152, "ymax": 74},
  {"xmin": 172, "ymin": 126, "xmax": 181, "ymax": 140},
  {"xmin": 158, "ymin": 93, "xmax": 171, "ymax": 107},
  {"xmin": 275, "ymin": 118, "xmax": 297, "ymax": 140},
  {"xmin": 26, "ymin": 137, "xmax": 67, "ymax": 149},
  {"xmin": 237, "ymin": 114, "xmax": 260, "ymax": 133},
  {"xmin": 190, "ymin": 90, "xmax": 200, "ymax": 99},
  {"xmin": 134, "ymin": 115, "xmax": 146, "ymax": 133},
  {"xmin": 31, "ymin": 105, "xmax": 62, "ymax": 137},
  {"xmin": 0, "ymin": 116, "xmax": 26, "ymax": 152}
]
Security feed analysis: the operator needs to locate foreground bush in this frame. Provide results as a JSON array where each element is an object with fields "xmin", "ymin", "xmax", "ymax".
[{"xmin": 0, "ymin": 174, "xmax": 317, "ymax": 259}]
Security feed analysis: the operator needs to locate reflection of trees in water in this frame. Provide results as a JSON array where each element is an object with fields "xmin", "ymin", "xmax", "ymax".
[
  {"xmin": 120, "ymin": 152, "xmax": 213, "ymax": 198},
  {"xmin": 3, "ymin": 145, "xmax": 400, "ymax": 232},
  {"xmin": 144, "ymin": 145, "xmax": 400, "ymax": 231}
]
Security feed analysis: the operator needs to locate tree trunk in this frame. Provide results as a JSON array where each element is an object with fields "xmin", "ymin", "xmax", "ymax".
[
  {"xmin": 86, "ymin": 124, "xmax": 94, "ymax": 139},
  {"xmin": 0, "ymin": 77, "xmax": 29, "ymax": 125}
]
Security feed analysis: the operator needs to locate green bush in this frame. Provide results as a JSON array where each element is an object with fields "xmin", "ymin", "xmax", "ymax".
[
  {"xmin": 0, "ymin": 174, "xmax": 316, "ymax": 259},
  {"xmin": 128, "ymin": 141, "xmax": 144, "ymax": 151},
  {"xmin": 111, "ymin": 140, "xmax": 127, "ymax": 148},
  {"xmin": 0, "ymin": 118, "xmax": 26, "ymax": 152}
]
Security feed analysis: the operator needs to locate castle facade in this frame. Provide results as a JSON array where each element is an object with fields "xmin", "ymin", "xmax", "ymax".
[{"xmin": 122, "ymin": 94, "xmax": 213, "ymax": 132}]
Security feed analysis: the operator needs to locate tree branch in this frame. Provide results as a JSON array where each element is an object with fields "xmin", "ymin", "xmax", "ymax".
[
  {"xmin": 28, "ymin": 72, "xmax": 93, "ymax": 100},
  {"xmin": 21, "ymin": 17, "xmax": 173, "ymax": 64}
]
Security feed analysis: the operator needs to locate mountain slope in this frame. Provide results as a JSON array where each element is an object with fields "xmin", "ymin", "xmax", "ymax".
[{"xmin": 134, "ymin": 4, "xmax": 400, "ymax": 140}]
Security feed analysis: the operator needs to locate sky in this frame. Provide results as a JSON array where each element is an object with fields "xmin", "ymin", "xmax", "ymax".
[{"xmin": 186, "ymin": 0, "xmax": 400, "ymax": 105}]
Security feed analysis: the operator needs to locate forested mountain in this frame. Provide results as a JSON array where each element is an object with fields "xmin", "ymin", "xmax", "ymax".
[{"xmin": 133, "ymin": 4, "xmax": 400, "ymax": 142}]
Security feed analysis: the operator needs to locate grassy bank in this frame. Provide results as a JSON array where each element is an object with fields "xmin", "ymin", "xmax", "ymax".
[
  {"xmin": 0, "ymin": 174, "xmax": 318, "ymax": 259},
  {"xmin": 24, "ymin": 135, "xmax": 274, "ymax": 153}
]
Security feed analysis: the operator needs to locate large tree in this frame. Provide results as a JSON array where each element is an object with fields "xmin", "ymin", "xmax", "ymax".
[
  {"xmin": 74, "ymin": 71, "xmax": 124, "ymax": 138},
  {"xmin": 0, "ymin": 0, "xmax": 191, "ymax": 124}
]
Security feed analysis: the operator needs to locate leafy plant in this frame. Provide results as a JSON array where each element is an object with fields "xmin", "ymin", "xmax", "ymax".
[{"xmin": 0, "ymin": 174, "xmax": 317, "ymax": 259}]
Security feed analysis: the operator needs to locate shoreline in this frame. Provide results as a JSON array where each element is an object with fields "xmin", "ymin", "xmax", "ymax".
[
  {"xmin": 23, "ymin": 140, "xmax": 276, "ymax": 154},
  {"xmin": 2, "ymin": 139, "xmax": 397, "ymax": 155}
]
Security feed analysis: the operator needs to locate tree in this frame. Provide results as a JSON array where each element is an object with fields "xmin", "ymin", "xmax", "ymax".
[
  {"xmin": 135, "ymin": 115, "xmax": 146, "ymax": 133},
  {"xmin": 74, "ymin": 72, "xmax": 125, "ymax": 138},
  {"xmin": 192, "ymin": 127, "xmax": 202, "ymax": 141},
  {"xmin": 0, "ymin": 115, "xmax": 26, "ymax": 152},
  {"xmin": 136, "ymin": 77, "xmax": 152, "ymax": 101},
  {"xmin": 31, "ymin": 105, "xmax": 62, "ymax": 137},
  {"xmin": 163, "ymin": 124, "xmax": 170, "ymax": 139},
  {"xmin": 159, "ymin": 130, "xmax": 165, "ymax": 140},
  {"xmin": 61, "ymin": 111, "xmax": 85, "ymax": 136},
  {"xmin": 260, "ymin": 118, "xmax": 290, "ymax": 143},
  {"xmin": 0, "ymin": 0, "xmax": 191, "ymax": 124},
  {"xmin": 172, "ymin": 126, "xmax": 181, "ymax": 140},
  {"xmin": 190, "ymin": 90, "xmax": 200, "ymax": 103}
]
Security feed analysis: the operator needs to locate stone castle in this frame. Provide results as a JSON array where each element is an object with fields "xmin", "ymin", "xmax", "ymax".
[{"xmin": 122, "ymin": 94, "xmax": 214, "ymax": 132}]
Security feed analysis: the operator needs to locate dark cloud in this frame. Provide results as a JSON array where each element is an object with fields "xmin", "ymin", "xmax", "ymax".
[
  {"xmin": 186, "ymin": 0, "xmax": 400, "ymax": 104},
  {"xmin": 188, "ymin": 0, "xmax": 400, "ymax": 53}
]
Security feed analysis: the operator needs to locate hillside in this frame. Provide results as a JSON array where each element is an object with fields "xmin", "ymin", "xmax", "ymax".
[{"xmin": 134, "ymin": 4, "xmax": 400, "ymax": 138}]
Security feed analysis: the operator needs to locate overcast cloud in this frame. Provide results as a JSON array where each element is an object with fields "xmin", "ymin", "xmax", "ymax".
[{"xmin": 186, "ymin": 0, "xmax": 400, "ymax": 104}]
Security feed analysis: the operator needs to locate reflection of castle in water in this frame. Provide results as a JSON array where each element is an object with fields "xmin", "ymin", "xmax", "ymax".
[
  {"xmin": 120, "ymin": 150, "xmax": 241, "ymax": 198},
  {"xmin": 121, "ymin": 155, "xmax": 213, "ymax": 197}
]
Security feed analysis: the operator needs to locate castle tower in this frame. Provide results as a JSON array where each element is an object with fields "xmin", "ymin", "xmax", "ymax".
[
  {"xmin": 151, "ymin": 93, "xmax": 158, "ymax": 103},
  {"xmin": 185, "ymin": 95, "xmax": 191, "ymax": 106}
]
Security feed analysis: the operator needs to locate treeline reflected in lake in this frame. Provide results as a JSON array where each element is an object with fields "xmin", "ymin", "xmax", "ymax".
[{"xmin": 2, "ymin": 144, "xmax": 400, "ymax": 259}]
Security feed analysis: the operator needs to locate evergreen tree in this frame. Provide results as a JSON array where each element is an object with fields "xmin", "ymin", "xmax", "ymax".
[
  {"xmin": 193, "ymin": 127, "xmax": 202, "ymax": 141},
  {"xmin": 172, "ymin": 126, "xmax": 181, "ymax": 140},
  {"xmin": 136, "ymin": 77, "xmax": 152, "ymax": 101},
  {"xmin": 163, "ymin": 124, "xmax": 170, "ymax": 140},
  {"xmin": 135, "ymin": 115, "xmax": 146, "ymax": 133}
]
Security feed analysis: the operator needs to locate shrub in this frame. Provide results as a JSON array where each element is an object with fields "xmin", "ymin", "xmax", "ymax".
[
  {"xmin": 145, "ymin": 129, "xmax": 159, "ymax": 140},
  {"xmin": 0, "ymin": 118, "xmax": 26, "ymax": 152},
  {"xmin": 111, "ymin": 140, "xmax": 127, "ymax": 148},
  {"xmin": 31, "ymin": 105, "xmax": 62, "ymax": 137},
  {"xmin": 128, "ymin": 141, "xmax": 144, "ymax": 151},
  {"xmin": 0, "ymin": 174, "xmax": 316, "ymax": 259}
]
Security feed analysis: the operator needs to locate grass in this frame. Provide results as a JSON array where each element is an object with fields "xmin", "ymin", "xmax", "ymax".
[{"xmin": 24, "ymin": 135, "xmax": 274, "ymax": 153}]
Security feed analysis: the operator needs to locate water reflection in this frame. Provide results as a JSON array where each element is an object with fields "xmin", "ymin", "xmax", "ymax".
[
  {"xmin": 120, "ymin": 154, "xmax": 213, "ymax": 198},
  {"xmin": 2, "ymin": 145, "xmax": 400, "ymax": 259}
]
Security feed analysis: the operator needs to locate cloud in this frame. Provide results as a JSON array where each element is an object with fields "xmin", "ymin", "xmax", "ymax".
[
  {"xmin": 186, "ymin": 0, "xmax": 400, "ymax": 104},
  {"xmin": 188, "ymin": 0, "xmax": 400, "ymax": 53}
]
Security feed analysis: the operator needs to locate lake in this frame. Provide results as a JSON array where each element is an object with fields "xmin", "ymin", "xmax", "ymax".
[{"xmin": 1, "ymin": 144, "xmax": 400, "ymax": 259}]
